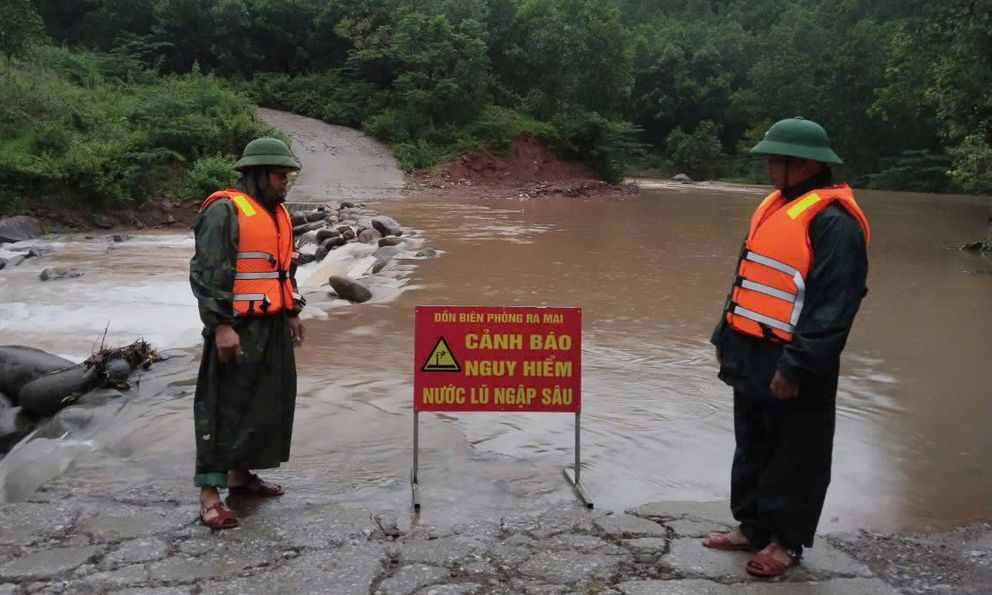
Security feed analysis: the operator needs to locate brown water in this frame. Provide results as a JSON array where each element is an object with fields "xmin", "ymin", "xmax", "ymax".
[{"xmin": 2, "ymin": 185, "xmax": 990, "ymax": 533}]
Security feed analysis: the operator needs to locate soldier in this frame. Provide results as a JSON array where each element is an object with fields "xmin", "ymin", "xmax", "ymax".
[
  {"xmin": 189, "ymin": 138, "xmax": 306, "ymax": 529},
  {"xmin": 704, "ymin": 118, "xmax": 870, "ymax": 576}
]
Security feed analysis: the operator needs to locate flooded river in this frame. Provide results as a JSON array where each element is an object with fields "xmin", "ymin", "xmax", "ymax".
[{"xmin": 1, "ymin": 184, "xmax": 989, "ymax": 534}]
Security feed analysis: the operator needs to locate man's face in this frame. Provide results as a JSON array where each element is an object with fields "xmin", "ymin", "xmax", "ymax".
[
  {"xmin": 765, "ymin": 156, "xmax": 822, "ymax": 190},
  {"xmin": 267, "ymin": 167, "xmax": 296, "ymax": 200}
]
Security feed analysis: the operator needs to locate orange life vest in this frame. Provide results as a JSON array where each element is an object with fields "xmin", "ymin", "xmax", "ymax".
[
  {"xmin": 723, "ymin": 183, "xmax": 870, "ymax": 343},
  {"xmin": 199, "ymin": 189, "xmax": 299, "ymax": 317}
]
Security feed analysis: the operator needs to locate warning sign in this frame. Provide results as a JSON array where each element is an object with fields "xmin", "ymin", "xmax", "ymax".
[
  {"xmin": 414, "ymin": 305, "xmax": 581, "ymax": 413},
  {"xmin": 421, "ymin": 337, "xmax": 460, "ymax": 372}
]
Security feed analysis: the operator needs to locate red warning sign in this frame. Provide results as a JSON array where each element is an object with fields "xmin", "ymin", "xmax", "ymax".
[{"xmin": 414, "ymin": 306, "xmax": 581, "ymax": 412}]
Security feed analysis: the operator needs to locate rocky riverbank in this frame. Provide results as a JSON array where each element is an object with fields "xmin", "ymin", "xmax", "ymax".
[{"xmin": 0, "ymin": 469, "xmax": 927, "ymax": 595}]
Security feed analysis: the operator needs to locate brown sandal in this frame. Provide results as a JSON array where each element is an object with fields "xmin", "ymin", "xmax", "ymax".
[
  {"xmin": 746, "ymin": 543, "xmax": 801, "ymax": 577},
  {"xmin": 228, "ymin": 473, "xmax": 285, "ymax": 497},
  {"xmin": 200, "ymin": 501, "xmax": 239, "ymax": 529},
  {"xmin": 702, "ymin": 531, "xmax": 759, "ymax": 552}
]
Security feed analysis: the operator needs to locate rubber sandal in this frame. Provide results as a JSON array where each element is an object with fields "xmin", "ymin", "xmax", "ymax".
[
  {"xmin": 200, "ymin": 501, "xmax": 239, "ymax": 529},
  {"xmin": 228, "ymin": 473, "xmax": 285, "ymax": 497},
  {"xmin": 746, "ymin": 543, "xmax": 801, "ymax": 577},
  {"xmin": 702, "ymin": 531, "xmax": 759, "ymax": 552}
]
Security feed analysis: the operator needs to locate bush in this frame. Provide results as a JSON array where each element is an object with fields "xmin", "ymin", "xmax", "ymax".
[
  {"xmin": 665, "ymin": 121, "xmax": 724, "ymax": 180},
  {"xmin": 550, "ymin": 111, "xmax": 643, "ymax": 184},
  {"xmin": 182, "ymin": 155, "xmax": 238, "ymax": 200}
]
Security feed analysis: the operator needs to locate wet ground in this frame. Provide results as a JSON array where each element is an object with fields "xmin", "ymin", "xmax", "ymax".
[{"xmin": 1, "ymin": 110, "xmax": 990, "ymax": 593}]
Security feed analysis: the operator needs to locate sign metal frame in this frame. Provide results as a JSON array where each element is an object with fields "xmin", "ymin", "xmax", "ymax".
[{"xmin": 410, "ymin": 305, "xmax": 592, "ymax": 511}]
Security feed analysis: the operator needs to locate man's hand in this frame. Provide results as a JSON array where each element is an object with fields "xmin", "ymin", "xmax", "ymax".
[
  {"xmin": 770, "ymin": 370, "xmax": 800, "ymax": 400},
  {"xmin": 215, "ymin": 324, "xmax": 242, "ymax": 363},
  {"xmin": 289, "ymin": 316, "xmax": 305, "ymax": 348}
]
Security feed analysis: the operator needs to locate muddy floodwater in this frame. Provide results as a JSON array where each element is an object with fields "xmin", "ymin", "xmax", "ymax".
[{"xmin": 1, "ymin": 184, "xmax": 989, "ymax": 534}]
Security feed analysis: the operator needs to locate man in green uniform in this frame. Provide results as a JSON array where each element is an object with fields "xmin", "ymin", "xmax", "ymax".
[
  {"xmin": 189, "ymin": 138, "xmax": 306, "ymax": 529},
  {"xmin": 704, "ymin": 118, "xmax": 870, "ymax": 576}
]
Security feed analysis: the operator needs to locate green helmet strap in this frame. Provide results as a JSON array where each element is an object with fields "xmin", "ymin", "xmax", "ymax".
[{"xmin": 749, "ymin": 117, "xmax": 843, "ymax": 165}]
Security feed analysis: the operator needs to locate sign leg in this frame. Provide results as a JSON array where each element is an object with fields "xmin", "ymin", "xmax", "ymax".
[
  {"xmin": 563, "ymin": 411, "xmax": 593, "ymax": 509},
  {"xmin": 411, "ymin": 411, "xmax": 421, "ymax": 511}
]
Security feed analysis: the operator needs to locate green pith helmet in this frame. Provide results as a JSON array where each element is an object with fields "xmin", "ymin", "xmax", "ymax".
[
  {"xmin": 233, "ymin": 137, "xmax": 301, "ymax": 171},
  {"xmin": 749, "ymin": 117, "xmax": 843, "ymax": 165}
]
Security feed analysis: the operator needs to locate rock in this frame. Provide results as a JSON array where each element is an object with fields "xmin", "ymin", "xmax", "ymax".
[
  {"xmin": 0, "ymin": 406, "xmax": 36, "ymax": 452},
  {"xmin": 165, "ymin": 214, "xmax": 176, "ymax": 225},
  {"xmin": 105, "ymin": 359, "xmax": 131, "ymax": 382},
  {"xmin": 328, "ymin": 275, "xmax": 372, "ymax": 303},
  {"xmin": 293, "ymin": 222, "xmax": 324, "ymax": 236},
  {"xmin": 27, "ymin": 246, "xmax": 54, "ymax": 258},
  {"xmin": 0, "ymin": 345, "xmax": 75, "ymax": 399},
  {"xmin": 594, "ymin": 514, "xmax": 667, "ymax": 538},
  {"xmin": 671, "ymin": 173, "xmax": 693, "ymax": 184},
  {"xmin": 416, "ymin": 248, "xmax": 438, "ymax": 258},
  {"xmin": 313, "ymin": 246, "xmax": 329, "ymax": 261},
  {"xmin": 316, "ymin": 228, "xmax": 341, "ymax": 242},
  {"xmin": 373, "ymin": 246, "xmax": 402, "ymax": 261},
  {"xmin": 371, "ymin": 216, "xmax": 402, "ymax": 236},
  {"xmin": 378, "ymin": 564, "xmax": 448, "ymax": 595},
  {"xmin": 378, "ymin": 237, "xmax": 403, "ymax": 247},
  {"xmin": 321, "ymin": 236, "xmax": 346, "ymax": 250},
  {"xmin": 112, "ymin": 234, "xmax": 127, "ymax": 242},
  {"xmin": 371, "ymin": 260, "xmax": 390, "ymax": 274},
  {"xmin": 297, "ymin": 230, "xmax": 320, "ymax": 246},
  {"xmin": 340, "ymin": 201, "xmax": 355, "ymax": 209},
  {"xmin": 105, "ymin": 537, "xmax": 169, "ymax": 566},
  {"xmin": 2, "ymin": 255, "xmax": 25, "ymax": 268},
  {"xmin": 296, "ymin": 252, "xmax": 315, "ymax": 265},
  {"xmin": 291, "ymin": 213, "xmax": 307, "ymax": 227},
  {"xmin": 76, "ymin": 388, "xmax": 124, "ymax": 407},
  {"xmin": 0, "ymin": 546, "xmax": 103, "ymax": 581},
  {"xmin": 357, "ymin": 228, "xmax": 382, "ymax": 244},
  {"xmin": 39, "ymin": 267, "xmax": 84, "ymax": 281},
  {"xmin": 0, "ymin": 215, "xmax": 42, "ymax": 243},
  {"xmin": 306, "ymin": 210, "xmax": 326, "ymax": 223},
  {"xmin": 92, "ymin": 214, "xmax": 113, "ymax": 229}
]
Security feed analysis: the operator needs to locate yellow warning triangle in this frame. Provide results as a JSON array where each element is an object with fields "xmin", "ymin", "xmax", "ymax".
[{"xmin": 422, "ymin": 336, "xmax": 460, "ymax": 372}]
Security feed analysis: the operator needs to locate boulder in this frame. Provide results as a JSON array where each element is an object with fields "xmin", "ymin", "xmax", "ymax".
[
  {"xmin": 321, "ymin": 236, "xmax": 346, "ymax": 250},
  {"xmin": 315, "ymin": 229, "xmax": 341, "ymax": 242},
  {"xmin": 305, "ymin": 211, "xmax": 326, "ymax": 223},
  {"xmin": 296, "ymin": 252, "xmax": 315, "ymax": 265},
  {"xmin": 0, "ymin": 406, "xmax": 35, "ymax": 453},
  {"xmin": 39, "ymin": 267, "xmax": 84, "ymax": 281},
  {"xmin": 297, "ymin": 230, "xmax": 319, "ymax": 246},
  {"xmin": 1, "ymin": 255, "xmax": 26, "ymax": 269},
  {"xmin": 92, "ymin": 214, "xmax": 114, "ymax": 229},
  {"xmin": 371, "ymin": 216, "xmax": 402, "ymax": 236},
  {"xmin": 28, "ymin": 246, "xmax": 54, "ymax": 258},
  {"xmin": 19, "ymin": 363, "xmax": 100, "ymax": 417},
  {"xmin": 291, "ymin": 213, "xmax": 308, "ymax": 227},
  {"xmin": 416, "ymin": 248, "xmax": 438, "ymax": 258},
  {"xmin": 340, "ymin": 201, "xmax": 355, "ymax": 209},
  {"xmin": 373, "ymin": 246, "xmax": 401, "ymax": 261},
  {"xmin": 357, "ymin": 228, "xmax": 383, "ymax": 244},
  {"xmin": 0, "ymin": 346, "xmax": 76, "ymax": 400},
  {"xmin": 293, "ymin": 222, "xmax": 324, "ymax": 236},
  {"xmin": 0, "ymin": 216, "xmax": 43, "ymax": 244},
  {"xmin": 671, "ymin": 173, "xmax": 693, "ymax": 184},
  {"xmin": 377, "ymin": 237, "xmax": 403, "ymax": 247},
  {"xmin": 313, "ymin": 245, "xmax": 329, "ymax": 262},
  {"xmin": 328, "ymin": 275, "xmax": 372, "ymax": 303}
]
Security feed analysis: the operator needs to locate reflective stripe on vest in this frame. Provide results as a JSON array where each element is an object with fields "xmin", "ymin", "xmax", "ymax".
[
  {"xmin": 199, "ymin": 190, "xmax": 295, "ymax": 317},
  {"xmin": 724, "ymin": 184, "xmax": 869, "ymax": 342}
]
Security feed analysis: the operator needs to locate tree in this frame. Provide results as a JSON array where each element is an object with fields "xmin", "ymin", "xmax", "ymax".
[
  {"xmin": 666, "ymin": 120, "xmax": 724, "ymax": 179},
  {"xmin": 1, "ymin": 0, "xmax": 46, "ymax": 66}
]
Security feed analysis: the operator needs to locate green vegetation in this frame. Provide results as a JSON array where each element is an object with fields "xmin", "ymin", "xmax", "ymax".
[{"xmin": 3, "ymin": 0, "xmax": 991, "ymax": 214}]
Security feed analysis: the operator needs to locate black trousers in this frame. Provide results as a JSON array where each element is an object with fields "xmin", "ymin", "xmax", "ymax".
[{"xmin": 731, "ymin": 378, "xmax": 837, "ymax": 552}]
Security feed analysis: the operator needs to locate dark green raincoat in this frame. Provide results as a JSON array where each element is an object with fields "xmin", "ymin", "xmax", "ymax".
[
  {"xmin": 710, "ymin": 170, "xmax": 869, "ymax": 552},
  {"xmin": 189, "ymin": 182, "xmax": 301, "ymax": 488}
]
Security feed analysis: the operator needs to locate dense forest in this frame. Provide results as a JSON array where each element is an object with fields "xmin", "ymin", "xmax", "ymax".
[{"xmin": 2, "ymin": 0, "xmax": 990, "ymax": 213}]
